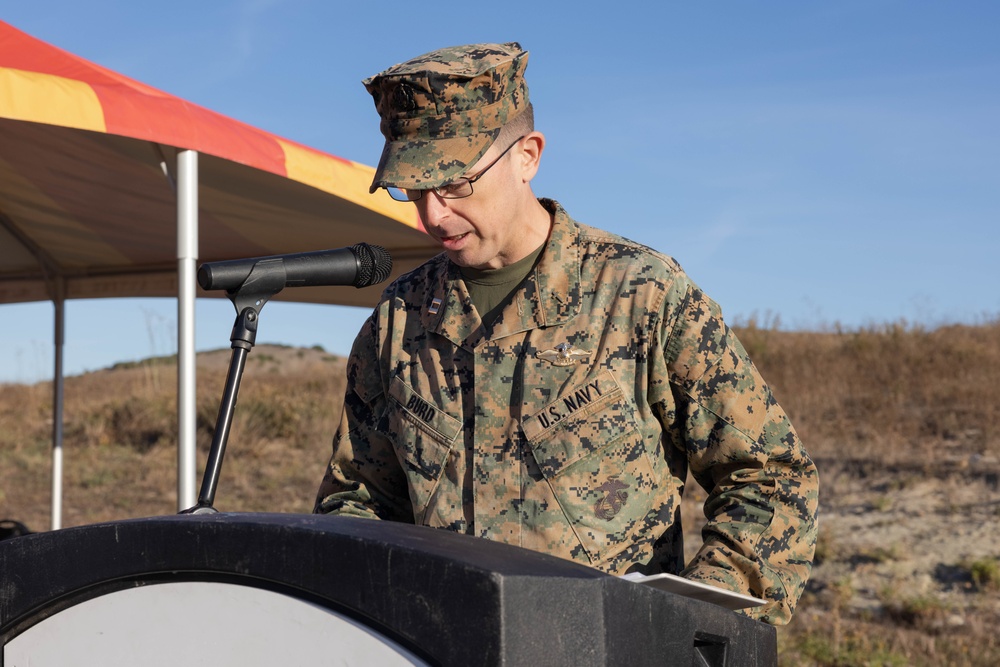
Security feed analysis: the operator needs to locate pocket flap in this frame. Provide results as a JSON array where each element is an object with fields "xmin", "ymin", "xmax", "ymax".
[
  {"xmin": 522, "ymin": 372, "xmax": 637, "ymax": 478},
  {"xmin": 388, "ymin": 376, "xmax": 463, "ymax": 441}
]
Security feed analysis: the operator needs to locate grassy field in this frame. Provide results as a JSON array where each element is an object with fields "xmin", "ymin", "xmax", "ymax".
[{"xmin": 2, "ymin": 321, "xmax": 999, "ymax": 665}]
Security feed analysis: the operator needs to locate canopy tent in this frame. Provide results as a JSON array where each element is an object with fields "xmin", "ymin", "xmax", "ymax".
[{"xmin": 0, "ymin": 21, "xmax": 438, "ymax": 528}]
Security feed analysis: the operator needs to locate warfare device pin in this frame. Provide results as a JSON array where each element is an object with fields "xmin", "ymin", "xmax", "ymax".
[{"xmin": 535, "ymin": 342, "xmax": 592, "ymax": 367}]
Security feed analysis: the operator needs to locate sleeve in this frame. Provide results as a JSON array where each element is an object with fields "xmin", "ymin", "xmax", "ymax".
[
  {"xmin": 661, "ymin": 282, "xmax": 819, "ymax": 626},
  {"xmin": 313, "ymin": 309, "xmax": 414, "ymax": 523}
]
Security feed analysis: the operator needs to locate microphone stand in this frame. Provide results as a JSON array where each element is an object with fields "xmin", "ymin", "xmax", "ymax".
[{"xmin": 180, "ymin": 259, "xmax": 286, "ymax": 514}]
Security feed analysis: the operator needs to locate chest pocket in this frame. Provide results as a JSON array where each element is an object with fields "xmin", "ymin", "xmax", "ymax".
[
  {"xmin": 522, "ymin": 371, "xmax": 656, "ymax": 563},
  {"xmin": 384, "ymin": 376, "xmax": 462, "ymax": 522}
]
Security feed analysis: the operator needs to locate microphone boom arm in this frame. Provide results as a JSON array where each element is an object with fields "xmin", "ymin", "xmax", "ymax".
[
  {"xmin": 181, "ymin": 243, "xmax": 391, "ymax": 515},
  {"xmin": 181, "ymin": 259, "xmax": 287, "ymax": 515}
]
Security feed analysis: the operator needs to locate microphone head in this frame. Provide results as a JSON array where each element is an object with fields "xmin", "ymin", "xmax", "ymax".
[{"xmin": 352, "ymin": 243, "xmax": 393, "ymax": 287}]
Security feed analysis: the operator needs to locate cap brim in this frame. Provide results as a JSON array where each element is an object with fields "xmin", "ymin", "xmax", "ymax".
[{"xmin": 369, "ymin": 130, "xmax": 500, "ymax": 194}]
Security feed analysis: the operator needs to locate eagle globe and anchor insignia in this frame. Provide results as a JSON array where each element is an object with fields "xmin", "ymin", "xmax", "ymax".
[
  {"xmin": 535, "ymin": 342, "xmax": 592, "ymax": 367},
  {"xmin": 594, "ymin": 476, "xmax": 629, "ymax": 521}
]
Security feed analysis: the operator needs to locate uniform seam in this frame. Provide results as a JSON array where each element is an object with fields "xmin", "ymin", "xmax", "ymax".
[
  {"xmin": 675, "ymin": 380, "xmax": 763, "ymax": 444},
  {"xmin": 663, "ymin": 284, "xmax": 693, "ymax": 364}
]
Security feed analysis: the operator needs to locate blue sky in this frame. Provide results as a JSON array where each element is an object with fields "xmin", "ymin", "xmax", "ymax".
[{"xmin": 2, "ymin": 1, "xmax": 998, "ymax": 383}]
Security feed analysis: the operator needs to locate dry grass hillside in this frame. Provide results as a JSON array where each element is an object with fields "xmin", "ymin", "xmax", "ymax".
[{"xmin": 2, "ymin": 322, "xmax": 999, "ymax": 666}]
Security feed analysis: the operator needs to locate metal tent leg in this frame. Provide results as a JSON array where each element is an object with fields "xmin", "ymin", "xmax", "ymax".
[{"xmin": 176, "ymin": 150, "xmax": 198, "ymax": 511}]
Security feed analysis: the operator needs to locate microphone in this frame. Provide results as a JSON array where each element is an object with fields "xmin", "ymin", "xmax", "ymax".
[{"xmin": 197, "ymin": 243, "xmax": 393, "ymax": 292}]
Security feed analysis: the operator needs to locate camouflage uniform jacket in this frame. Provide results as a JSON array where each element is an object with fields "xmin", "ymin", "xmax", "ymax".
[{"xmin": 316, "ymin": 199, "xmax": 819, "ymax": 625}]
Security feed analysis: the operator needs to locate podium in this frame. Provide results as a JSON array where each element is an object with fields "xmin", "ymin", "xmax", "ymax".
[{"xmin": 0, "ymin": 514, "xmax": 776, "ymax": 666}]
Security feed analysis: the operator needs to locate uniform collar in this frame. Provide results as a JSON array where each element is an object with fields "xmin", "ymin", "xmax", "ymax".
[{"xmin": 424, "ymin": 199, "xmax": 581, "ymax": 348}]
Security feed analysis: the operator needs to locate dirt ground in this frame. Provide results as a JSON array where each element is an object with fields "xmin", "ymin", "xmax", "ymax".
[{"xmin": 806, "ymin": 454, "xmax": 1000, "ymax": 617}]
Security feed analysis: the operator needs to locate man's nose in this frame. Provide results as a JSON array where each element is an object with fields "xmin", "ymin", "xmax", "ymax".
[{"xmin": 417, "ymin": 191, "xmax": 450, "ymax": 227}]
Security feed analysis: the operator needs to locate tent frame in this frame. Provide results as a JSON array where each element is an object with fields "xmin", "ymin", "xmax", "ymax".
[
  {"xmin": 37, "ymin": 150, "xmax": 200, "ymax": 528},
  {"xmin": 1, "ymin": 20, "xmax": 436, "ymax": 530}
]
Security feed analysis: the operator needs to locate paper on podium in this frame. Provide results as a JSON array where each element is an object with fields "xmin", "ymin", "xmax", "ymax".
[{"xmin": 620, "ymin": 572, "xmax": 767, "ymax": 610}]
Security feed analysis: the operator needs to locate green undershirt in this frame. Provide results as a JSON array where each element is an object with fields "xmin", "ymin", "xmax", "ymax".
[{"xmin": 460, "ymin": 243, "xmax": 545, "ymax": 327}]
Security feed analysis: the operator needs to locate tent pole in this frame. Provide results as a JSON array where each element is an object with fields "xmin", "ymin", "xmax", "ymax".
[
  {"xmin": 177, "ymin": 150, "xmax": 198, "ymax": 510},
  {"xmin": 51, "ymin": 281, "xmax": 65, "ymax": 530}
]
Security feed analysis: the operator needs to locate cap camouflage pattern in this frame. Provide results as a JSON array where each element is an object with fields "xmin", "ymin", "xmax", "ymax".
[{"xmin": 363, "ymin": 42, "xmax": 531, "ymax": 193}]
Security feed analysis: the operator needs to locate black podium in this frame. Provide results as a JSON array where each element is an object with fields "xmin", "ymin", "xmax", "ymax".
[{"xmin": 0, "ymin": 514, "xmax": 776, "ymax": 666}]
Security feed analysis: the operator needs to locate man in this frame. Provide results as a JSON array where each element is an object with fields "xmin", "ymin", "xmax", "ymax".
[{"xmin": 315, "ymin": 42, "xmax": 818, "ymax": 625}]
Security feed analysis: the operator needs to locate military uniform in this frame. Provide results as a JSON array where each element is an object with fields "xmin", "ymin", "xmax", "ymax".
[
  {"xmin": 315, "ymin": 41, "xmax": 818, "ymax": 626},
  {"xmin": 316, "ymin": 199, "xmax": 818, "ymax": 624}
]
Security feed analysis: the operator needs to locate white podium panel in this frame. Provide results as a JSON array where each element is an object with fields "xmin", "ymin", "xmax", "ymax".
[{"xmin": 4, "ymin": 581, "xmax": 427, "ymax": 666}]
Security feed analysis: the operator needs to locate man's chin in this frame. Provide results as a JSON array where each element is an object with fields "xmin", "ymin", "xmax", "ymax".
[
  {"xmin": 445, "ymin": 250, "xmax": 472, "ymax": 267},
  {"xmin": 446, "ymin": 250, "xmax": 491, "ymax": 270}
]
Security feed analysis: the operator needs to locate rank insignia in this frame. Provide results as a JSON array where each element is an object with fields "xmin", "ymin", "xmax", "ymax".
[
  {"xmin": 535, "ymin": 342, "xmax": 592, "ymax": 367},
  {"xmin": 429, "ymin": 297, "xmax": 442, "ymax": 315}
]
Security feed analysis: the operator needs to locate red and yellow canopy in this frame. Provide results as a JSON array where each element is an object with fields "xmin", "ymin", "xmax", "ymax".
[{"xmin": 0, "ymin": 20, "xmax": 434, "ymax": 307}]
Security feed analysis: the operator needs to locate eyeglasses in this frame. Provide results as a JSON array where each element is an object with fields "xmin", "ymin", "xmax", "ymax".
[{"xmin": 386, "ymin": 135, "xmax": 527, "ymax": 202}]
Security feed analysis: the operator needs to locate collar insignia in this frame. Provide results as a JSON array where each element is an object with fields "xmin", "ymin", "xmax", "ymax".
[
  {"xmin": 429, "ymin": 297, "xmax": 442, "ymax": 315},
  {"xmin": 535, "ymin": 342, "xmax": 591, "ymax": 367}
]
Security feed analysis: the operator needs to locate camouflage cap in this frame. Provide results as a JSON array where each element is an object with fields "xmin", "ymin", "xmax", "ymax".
[{"xmin": 363, "ymin": 42, "xmax": 530, "ymax": 193}]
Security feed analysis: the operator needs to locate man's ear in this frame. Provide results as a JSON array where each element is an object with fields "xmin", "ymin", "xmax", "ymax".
[{"xmin": 516, "ymin": 131, "xmax": 545, "ymax": 183}]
